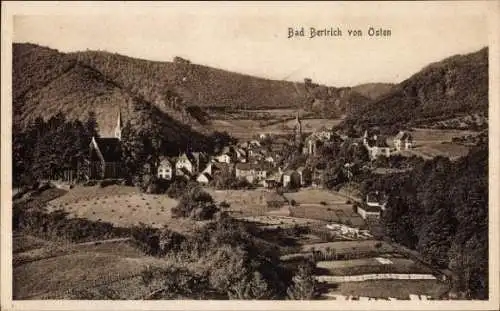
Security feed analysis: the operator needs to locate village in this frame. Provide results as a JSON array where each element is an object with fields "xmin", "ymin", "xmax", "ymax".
[{"xmin": 87, "ymin": 110, "xmax": 413, "ymax": 223}]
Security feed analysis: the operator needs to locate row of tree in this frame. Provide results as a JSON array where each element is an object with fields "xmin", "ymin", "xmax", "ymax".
[{"xmin": 13, "ymin": 111, "xmax": 99, "ymax": 186}]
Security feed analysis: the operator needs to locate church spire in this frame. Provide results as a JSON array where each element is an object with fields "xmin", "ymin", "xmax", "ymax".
[{"xmin": 114, "ymin": 107, "xmax": 122, "ymax": 141}]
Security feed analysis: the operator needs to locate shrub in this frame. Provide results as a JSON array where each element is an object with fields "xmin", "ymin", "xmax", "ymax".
[{"xmin": 320, "ymin": 201, "xmax": 327, "ymax": 206}]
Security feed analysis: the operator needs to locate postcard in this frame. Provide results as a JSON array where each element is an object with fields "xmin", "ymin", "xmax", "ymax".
[{"xmin": 1, "ymin": 1, "xmax": 499, "ymax": 310}]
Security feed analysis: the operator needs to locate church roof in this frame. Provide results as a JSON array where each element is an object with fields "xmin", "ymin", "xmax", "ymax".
[{"xmin": 93, "ymin": 137, "xmax": 122, "ymax": 162}]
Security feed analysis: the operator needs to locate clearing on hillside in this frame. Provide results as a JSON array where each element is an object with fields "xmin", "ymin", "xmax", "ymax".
[{"xmin": 46, "ymin": 185, "xmax": 179, "ymax": 229}]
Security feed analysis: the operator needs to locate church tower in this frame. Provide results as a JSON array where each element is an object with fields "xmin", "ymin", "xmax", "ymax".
[
  {"xmin": 114, "ymin": 108, "xmax": 122, "ymax": 141},
  {"xmin": 294, "ymin": 111, "xmax": 302, "ymax": 144}
]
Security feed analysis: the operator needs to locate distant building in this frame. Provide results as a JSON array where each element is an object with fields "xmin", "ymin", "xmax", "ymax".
[
  {"xmin": 282, "ymin": 170, "xmax": 301, "ymax": 188},
  {"xmin": 293, "ymin": 111, "xmax": 302, "ymax": 145},
  {"xmin": 363, "ymin": 130, "xmax": 391, "ymax": 159},
  {"xmin": 157, "ymin": 156, "xmax": 173, "ymax": 180},
  {"xmin": 175, "ymin": 151, "xmax": 208, "ymax": 177},
  {"xmin": 296, "ymin": 166, "xmax": 312, "ymax": 186},
  {"xmin": 87, "ymin": 110, "xmax": 124, "ymax": 180},
  {"xmin": 357, "ymin": 205, "xmax": 381, "ymax": 220},
  {"xmin": 366, "ymin": 191, "xmax": 388, "ymax": 211},
  {"xmin": 175, "ymin": 153, "xmax": 195, "ymax": 177},
  {"xmin": 393, "ymin": 131, "xmax": 414, "ymax": 151},
  {"xmin": 235, "ymin": 163, "xmax": 269, "ymax": 184}
]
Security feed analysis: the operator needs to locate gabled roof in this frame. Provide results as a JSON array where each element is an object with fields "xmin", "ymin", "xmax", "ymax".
[
  {"xmin": 394, "ymin": 131, "xmax": 413, "ymax": 141},
  {"xmin": 366, "ymin": 136, "xmax": 389, "ymax": 148},
  {"xmin": 92, "ymin": 137, "xmax": 122, "ymax": 162},
  {"xmin": 360, "ymin": 205, "xmax": 381, "ymax": 213},
  {"xmin": 197, "ymin": 172, "xmax": 213, "ymax": 181},
  {"xmin": 158, "ymin": 156, "xmax": 173, "ymax": 167}
]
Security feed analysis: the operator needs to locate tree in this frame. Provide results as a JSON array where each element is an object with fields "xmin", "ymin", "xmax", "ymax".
[
  {"xmin": 286, "ymin": 263, "xmax": 317, "ymax": 300},
  {"xmin": 171, "ymin": 186, "xmax": 219, "ymax": 220}
]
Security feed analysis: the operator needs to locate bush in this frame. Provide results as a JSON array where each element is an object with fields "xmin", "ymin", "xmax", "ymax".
[
  {"xmin": 171, "ymin": 186, "xmax": 219, "ymax": 220},
  {"xmin": 320, "ymin": 201, "xmax": 327, "ymax": 206},
  {"xmin": 166, "ymin": 179, "xmax": 188, "ymax": 199},
  {"xmin": 99, "ymin": 179, "xmax": 120, "ymax": 188}
]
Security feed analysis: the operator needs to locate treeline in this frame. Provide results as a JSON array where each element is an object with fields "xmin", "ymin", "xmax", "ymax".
[
  {"xmin": 343, "ymin": 47, "xmax": 488, "ymax": 132},
  {"xmin": 12, "ymin": 111, "xmax": 99, "ymax": 187},
  {"xmin": 365, "ymin": 142, "xmax": 488, "ymax": 299},
  {"xmin": 71, "ymin": 48, "xmax": 308, "ymax": 109}
]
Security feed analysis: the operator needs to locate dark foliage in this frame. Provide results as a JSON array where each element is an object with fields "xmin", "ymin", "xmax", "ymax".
[
  {"xmin": 374, "ymin": 142, "xmax": 488, "ymax": 299},
  {"xmin": 343, "ymin": 48, "xmax": 488, "ymax": 131}
]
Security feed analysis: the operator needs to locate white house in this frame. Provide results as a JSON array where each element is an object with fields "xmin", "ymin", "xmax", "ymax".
[
  {"xmin": 393, "ymin": 131, "xmax": 414, "ymax": 151},
  {"xmin": 157, "ymin": 157, "xmax": 173, "ymax": 180},
  {"xmin": 357, "ymin": 205, "xmax": 381, "ymax": 220},
  {"xmin": 366, "ymin": 191, "xmax": 388, "ymax": 211},
  {"xmin": 215, "ymin": 153, "xmax": 232, "ymax": 164},
  {"xmin": 175, "ymin": 153, "xmax": 194, "ymax": 177}
]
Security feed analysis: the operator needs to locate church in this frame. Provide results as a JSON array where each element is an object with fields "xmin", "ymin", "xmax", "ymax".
[{"xmin": 86, "ymin": 110, "xmax": 125, "ymax": 180}]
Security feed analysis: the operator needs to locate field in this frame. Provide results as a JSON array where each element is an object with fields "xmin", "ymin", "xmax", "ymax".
[
  {"xmin": 316, "ymin": 257, "xmax": 433, "ymax": 276},
  {"xmin": 324, "ymin": 279, "xmax": 449, "ymax": 300},
  {"xmin": 393, "ymin": 128, "xmax": 480, "ymax": 160},
  {"xmin": 284, "ymin": 189, "xmax": 350, "ymax": 205},
  {"xmin": 301, "ymin": 240, "xmax": 395, "ymax": 255},
  {"xmin": 13, "ymin": 235, "xmax": 168, "ymax": 299},
  {"xmin": 204, "ymin": 188, "xmax": 283, "ymax": 217},
  {"xmin": 240, "ymin": 215, "xmax": 325, "ymax": 227},
  {"xmin": 46, "ymin": 185, "xmax": 178, "ymax": 229},
  {"xmin": 210, "ymin": 115, "xmax": 343, "ymax": 140}
]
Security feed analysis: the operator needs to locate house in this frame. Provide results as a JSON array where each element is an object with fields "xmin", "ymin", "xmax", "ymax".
[
  {"xmin": 296, "ymin": 166, "xmax": 312, "ymax": 186},
  {"xmin": 215, "ymin": 153, "xmax": 232, "ymax": 164},
  {"xmin": 393, "ymin": 131, "xmax": 414, "ymax": 151},
  {"xmin": 264, "ymin": 155, "xmax": 276, "ymax": 166},
  {"xmin": 303, "ymin": 137, "xmax": 319, "ymax": 155},
  {"xmin": 263, "ymin": 172, "xmax": 282, "ymax": 189},
  {"xmin": 88, "ymin": 137, "xmax": 124, "ymax": 179},
  {"xmin": 235, "ymin": 163, "xmax": 269, "ymax": 184},
  {"xmin": 157, "ymin": 156, "xmax": 174, "ymax": 180},
  {"xmin": 312, "ymin": 169, "xmax": 325, "ymax": 188},
  {"xmin": 366, "ymin": 191, "xmax": 388, "ymax": 211},
  {"xmin": 282, "ymin": 170, "xmax": 301, "ymax": 188},
  {"xmin": 357, "ymin": 204, "xmax": 381, "ymax": 220},
  {"xmin": 363, "ymin": 132, "xmax": 391, "ymax": 159},
  {"xmin": 87, "ymin": 110, "xmax": 124, "ymax": 179},
  {"xmin": 175, "ymin": 153, "xmax": 195, "ymax": 177},
  {"xmin": 197, "ymin": 162, "xmax": 232, "ymax": 184},
  {"xmin": 175, "ymin": 151, "xmax": 208, "ymax": 177},
  {"xmin": 234, "ymin": 148, "xmax": 247, "ymax": 162}
]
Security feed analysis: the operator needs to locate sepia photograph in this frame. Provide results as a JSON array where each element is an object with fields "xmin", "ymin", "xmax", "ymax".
[{"xmin": 1, "ymin": 1, "xmax": 499, "ymax": 310}]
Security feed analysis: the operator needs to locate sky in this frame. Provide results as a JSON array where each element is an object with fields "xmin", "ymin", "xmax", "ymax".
[{"xmin": 10, "ymin": 1, "xmax": 491, "ymax": 87}]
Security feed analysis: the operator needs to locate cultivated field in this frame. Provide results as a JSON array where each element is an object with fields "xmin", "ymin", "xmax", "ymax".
[
  {"xmin": 45, "ymin": 185, "xmax": 180, "ymax": 229},
  {"xmin": 316, "ymin": 257, "xmax": 433, "ymax": 276},
  {"xmin": 323, "ymin": 279, "xmax": 449, "ymax": 300},
  {"xmin": 301, "ymin": 240, "xmax": 395, "ymax": 255},
  {"xmin": 210, "ymin": 116, "xmax": 343, "ymax": 140},
  {"xmin": 409, "ymin": 128, "xmax": 480, "ymax": 144},
  {"xmin": 284, "ymin": 189, "xmax": 350, "ymax": 204},
  {"xmin": 13, "ymin": 236, "xmax": 168, "ymax": 299},
  {"xmin": 392, "ymin": 128, "xmax": 480, "ymax": 160},
  {"xmin": 240, "ymin": 215, "xmax": 325, "ymax": 227},
  {"xmin": 204, "ymin": 188, "xmax": 285, "ymax": 217}
]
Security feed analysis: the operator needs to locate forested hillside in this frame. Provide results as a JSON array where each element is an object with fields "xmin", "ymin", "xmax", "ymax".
[
  {"xmin": 13, "ymin": 43, "xmax": 378, "ymax": 134},
  {"xmin": 343, "ymin": 48, "xmax": 488, "ymax": 132},
  {"xmin": 365, "ymin": 140, "xmax": 488, "ymax": 299}
]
